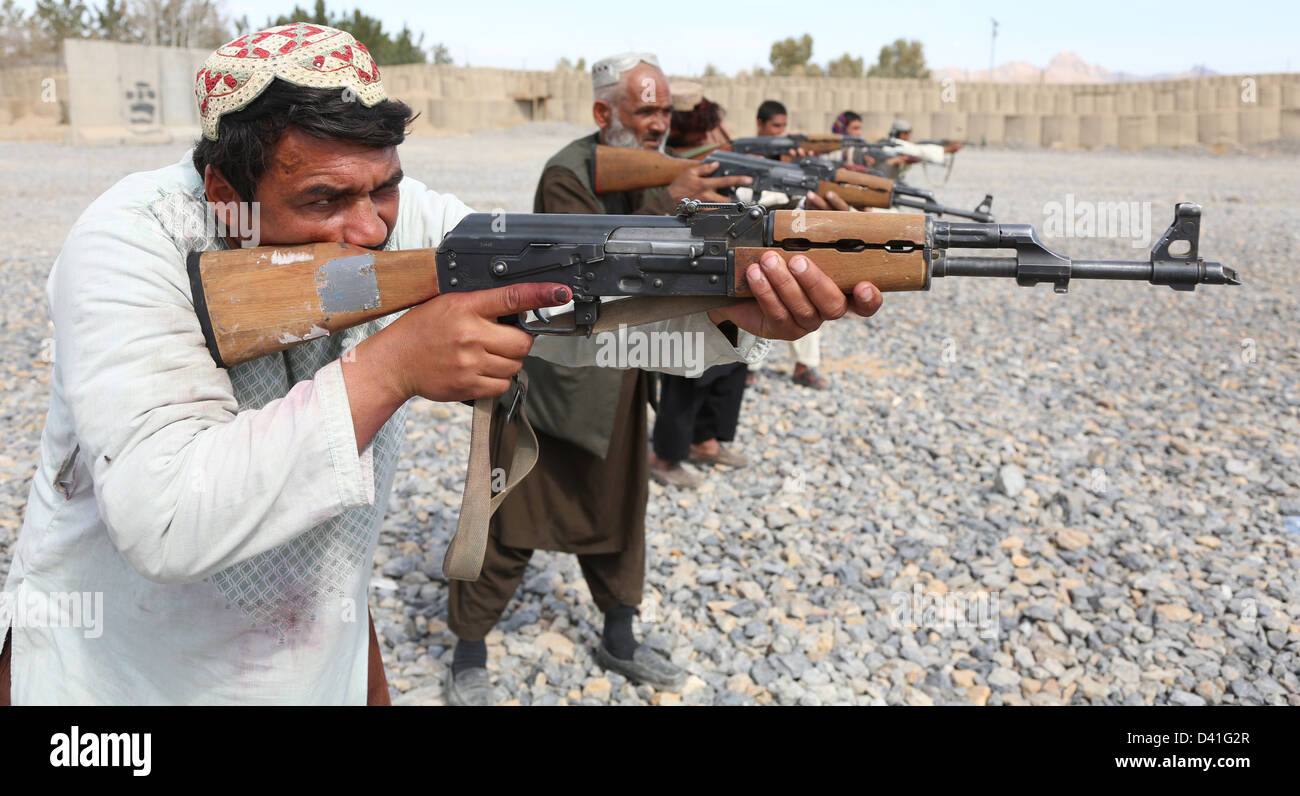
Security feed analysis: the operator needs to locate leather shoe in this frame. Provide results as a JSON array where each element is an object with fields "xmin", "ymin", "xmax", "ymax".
[
  {"xmin": 595, "ymin": 643, "xmax": 686, "ymax": 691},
  {"xmin": 649, "ymin": 461, "xmax": 701, "ymax": 489},
  {"xmin": 445, "ymin": 666, "xmax": 495, "ymax": 706},
  {"xmin": 689, "ymin": 445, "xmax": 749, "ymax": 468}
]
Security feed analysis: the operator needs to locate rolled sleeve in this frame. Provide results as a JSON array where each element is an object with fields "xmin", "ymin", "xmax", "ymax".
[{"xmin": 313, "ymin": 359, "xmax": 376, "ymax": 508}]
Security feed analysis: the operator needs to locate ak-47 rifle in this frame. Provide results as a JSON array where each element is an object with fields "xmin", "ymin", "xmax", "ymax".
[
  {"xmin": 188, "ymin": 202, "xmax": 1237, "ymax": 368},
  {"xmin": 788, "ymin": 158, "xmax": 994, "ymax": 222},
  {"xmin": 727, "ymin": 134, "xmax": 871, "ymax": 157},
  {"xmin": 593, "ymin": 146, "xmax": 995, "ymax": 221},
  {"xmin": 676, "ymin": 134, "xmax": 875, "ymax": 160}
]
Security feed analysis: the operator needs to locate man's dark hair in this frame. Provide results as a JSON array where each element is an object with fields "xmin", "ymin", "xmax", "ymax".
[
  {"xmin": 757, "ymin": 99, "xmax": 786, "ymax": 122},
  {"xmin": 831, "ymin": 110, "xmax": 862, "ymax": 135},
  {"xmin": 668, "ymin": 98, "xmax": 727, "ymax": 148},
  {"xmin": 192, "ymin": 78, "xmax": 416, "ymax": 202}
]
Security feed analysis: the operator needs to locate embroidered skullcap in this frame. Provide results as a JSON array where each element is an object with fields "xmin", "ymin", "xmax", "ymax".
[
  {"xmin": 889, "ymin": 118, "xmax": 913, "ymax": 137},
  {"xmin": 195, "ymin": 22, "xmax": 387, "ymax": 141},
  {"xmin": 591, "ymin": 52, "xmax": 660, "ymax": 90},
  {"xmin": 670, "ymin": 81, "xmax": 704, "ymax": 112}
]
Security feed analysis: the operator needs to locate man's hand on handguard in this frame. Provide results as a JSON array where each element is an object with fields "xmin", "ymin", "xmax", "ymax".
[
  {"xmin": 341, "ymin": 283, "xmax": 573, "ymax": 450},
  {"xmin": 707, "ymin": 251, "xmax": 883, "ymax": 341},
  {"xmin": 803, "ymin": 190, "xmax": 857, "ymax": 212},
  {"xmin": 668, "ymin": 160, "xmax": 752, "ymax": 203}
]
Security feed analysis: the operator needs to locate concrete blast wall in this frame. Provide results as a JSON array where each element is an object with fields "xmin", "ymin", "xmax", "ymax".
[
  {"xmin": 61, "ymin": 39, "xmax": 212, "ymax": 145},
  {"xmin": 383, "ymin": 66, "xmax": 1300, "ymax": 150},
  {"xmin": 1, "ymin": 41, "xmax": 1296, "ymax": 149}
]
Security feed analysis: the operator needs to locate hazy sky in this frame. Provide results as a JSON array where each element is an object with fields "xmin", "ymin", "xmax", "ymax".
[{"xmin": 26, "ymin": 0, "xmax": 1300, "ymax": 75}]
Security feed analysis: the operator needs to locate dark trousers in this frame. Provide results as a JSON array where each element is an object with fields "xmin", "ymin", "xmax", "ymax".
[
  {"xmin": 652, "ymin": 363, "xmax": 749, "ymax": 462},
  {"xmin": 447, "ymin": 373, "xmax": 649, "ymax": 642},
  {"xmin": 447, "ymin": 531, "xmax": 644, "ymax": 641}
]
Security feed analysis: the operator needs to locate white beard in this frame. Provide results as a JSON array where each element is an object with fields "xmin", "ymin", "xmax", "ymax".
[{"xmin": 605, "ymin": 112, "xmax": 666, "ymax": 152}]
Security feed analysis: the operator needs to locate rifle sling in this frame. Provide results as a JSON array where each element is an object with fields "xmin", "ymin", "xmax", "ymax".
[
  {"xmin": 441, "ymin": 295, "xmax": 744, "ymax": 580},
  {"xmin": 442, "ymin": 394, "xmax": 539, "ymax": 580}
]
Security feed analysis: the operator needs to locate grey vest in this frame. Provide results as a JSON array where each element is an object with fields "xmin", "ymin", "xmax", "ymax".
[{"xmin": 522, "ymin": 134, "xmax": 642, "ymax": 458}]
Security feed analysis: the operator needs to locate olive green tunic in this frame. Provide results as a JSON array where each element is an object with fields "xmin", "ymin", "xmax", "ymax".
[{"xmin": 448, "ymin": 135, "xmax": 674, "ymax": 638}]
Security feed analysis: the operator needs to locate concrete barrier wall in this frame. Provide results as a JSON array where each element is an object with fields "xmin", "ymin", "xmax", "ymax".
[
  {"xmin": 0, "ymin": 66, "xmax": 67, "ymax": 125},
  {"xmin": 2, "ymin": 41, "xmax": 1297, "ymax": 149},
  {"xmin": 383, "ymin": 64, "xmax": 1299, "ymax": 150},
  {"xmin": 61, "ymin": 39, "xmax": 210, "ymax": 144}
]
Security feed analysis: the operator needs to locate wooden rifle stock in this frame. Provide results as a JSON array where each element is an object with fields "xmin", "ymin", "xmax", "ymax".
[
  {"xmin": 187, "ymin": 242, "xmax": 439, "ymax": 367},
  {"xmin": 734, "ymin": 210, "xmax": 928, "ymax": 294},
  {"xmin": 819, "ymin": 171, "xmax": 894, "ymax": 209},
  {"xmin": 595, "ymin": 144, "xmax": 898, "ymax": 209},
  {"xmin": 592, "ymin": 145, "xmax": 695, "ymax": 193},
  {"xmin": 797, "ymin": 134, "xmax": 847, "ymax": 154}
]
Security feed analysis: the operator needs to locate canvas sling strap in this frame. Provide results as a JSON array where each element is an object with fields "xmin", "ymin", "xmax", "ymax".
[{"xmin": 441, "ymin": 296, "xmax": 742, "ymax": 580}]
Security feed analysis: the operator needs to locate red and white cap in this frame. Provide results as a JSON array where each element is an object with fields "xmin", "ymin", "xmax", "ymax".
[{"xmin": 195, "ymin": 22, "xmax": 388, "ymax": 141}]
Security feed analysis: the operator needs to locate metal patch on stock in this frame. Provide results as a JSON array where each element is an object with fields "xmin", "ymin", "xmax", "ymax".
[{"xmin": 315, "ymin": 253, "xmax": 381, "ymax": 312}]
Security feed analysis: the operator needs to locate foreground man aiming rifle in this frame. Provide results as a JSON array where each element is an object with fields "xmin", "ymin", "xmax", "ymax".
[{"xmin": 0, "ymin": 28, "xmax": 882, "ymax": 706}]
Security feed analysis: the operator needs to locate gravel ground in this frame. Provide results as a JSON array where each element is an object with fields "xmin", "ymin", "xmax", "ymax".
[{"xmin": 1, "ymin": 124, "xmax": 1297, "ymax": 706}]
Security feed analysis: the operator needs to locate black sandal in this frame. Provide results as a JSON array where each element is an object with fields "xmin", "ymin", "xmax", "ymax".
[{"xmin": 792, "ymin": 368, "xmax": 830, "ymax": 389}]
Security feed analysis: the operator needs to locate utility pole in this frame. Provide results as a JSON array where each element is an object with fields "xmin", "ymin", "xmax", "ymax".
[{"xmin": 989, "ymin": 18, "xmax": 998, "ymax": 82}]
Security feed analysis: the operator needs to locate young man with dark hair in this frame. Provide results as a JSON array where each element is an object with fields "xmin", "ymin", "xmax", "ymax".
[
  {"xmin": 756, "ymin": 99, "xmax": 788, "ymax": 137},
  {"xmin": 832, "ymin": 110, "xmax": 864, "ymax": 137}
]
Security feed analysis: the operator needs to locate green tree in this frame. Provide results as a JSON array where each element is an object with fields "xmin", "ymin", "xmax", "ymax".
[
  {"xmin": 768, "ymin": 33, "xmax": 813, "ymax": 76},
  {"xmin": 867, "ymin": 38, "xmax": 930, "ymax": 79},
  {"xmin": 94, "ymin": 0, "xmax": 133, "ymax": 41},
  {"xmin": 431, "ymin": 45, "xmax": 454, "ymax": 65},
  {"xmin": 701, "ymin": 63, "xmax": 721, "ymax": 78},
  {"xmin": 34, "ymin": 0, "xmax": 93, "ymax": 43},
  {"xmin": 826, "ymin": 53, "xmax": 864, "ymax": 78},
  {"xmin": 270, "ymin": 3, "xmax": 429, "ymax": 65}
]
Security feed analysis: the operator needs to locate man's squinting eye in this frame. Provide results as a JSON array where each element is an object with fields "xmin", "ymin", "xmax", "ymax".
[{"xmin": 307, "ymin": 184, "xmax": 398, "ymax": 208}]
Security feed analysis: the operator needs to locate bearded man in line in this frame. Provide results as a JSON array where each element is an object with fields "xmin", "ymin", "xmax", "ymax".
[
  {"xmin": 443, "ymin": 53, "xmax": 821, "ymax": 705},
  {"xmin": 0, "ymin": 29, "xmax": 884, "ymax": 705}
]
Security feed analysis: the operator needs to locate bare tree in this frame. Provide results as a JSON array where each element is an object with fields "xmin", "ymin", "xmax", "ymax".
[
  {"xmin": 0, "ymin": 0, "xmax": 44, "ymax": 63},
  {"xmin": 128, "ymin": 0, "xmax": 232, "ymax": 49}
]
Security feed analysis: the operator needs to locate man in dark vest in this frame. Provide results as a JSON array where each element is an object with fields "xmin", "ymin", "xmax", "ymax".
[{"xmin": 445, "ymin": 52, "xmax": 753, "ymax": 705}]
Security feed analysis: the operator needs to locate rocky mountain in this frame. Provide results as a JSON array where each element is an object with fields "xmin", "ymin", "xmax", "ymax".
[{"xmin": 935, "ymin": 51, "xmax": 1218, "ymax": 83}]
